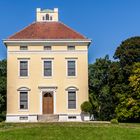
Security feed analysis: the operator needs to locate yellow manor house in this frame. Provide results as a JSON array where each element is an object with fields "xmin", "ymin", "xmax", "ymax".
[{"xmin": 3, "ymin": 8, "xmax": 91, "ymax": 122}]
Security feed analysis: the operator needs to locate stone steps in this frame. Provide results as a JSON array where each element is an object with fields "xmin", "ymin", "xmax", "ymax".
[{"xmin": 38, "ymin": 114, "xmax": 59, "ymax": 122}]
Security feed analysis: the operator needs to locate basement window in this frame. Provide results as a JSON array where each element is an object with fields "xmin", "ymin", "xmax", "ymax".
[
  {"xmin": 68, "ymin": 116, "xmax": 77, "ymax": 119},
  {"xmin": 19, "ymin": 116, "xmax": 28, "ymax": 120}
]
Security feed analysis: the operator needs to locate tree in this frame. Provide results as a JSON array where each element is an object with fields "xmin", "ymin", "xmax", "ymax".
[
  {"xmin": 129, "ymin": 62, "xmax": 140, "ymax": 93},
  {"xmin": 0, "ymin": 59, "xmax": 7, "ymax": 115},
  {"xmin": 114, "ymin": 36, "xmax": 140, "ymax": 66},
  {"xmin": 113, "ymin": 37, "xmax": 140, "ymax": 122},
  {"xmin": 89, "ymin": 55, "xmax": 115, "ymax": 120}
]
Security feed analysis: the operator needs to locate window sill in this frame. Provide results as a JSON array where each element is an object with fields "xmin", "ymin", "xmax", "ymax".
[
  {"xmin": 43, "ymin": 76, "xmax": 53, "ymax": 79},
  {"xmin": 18, "ymin": 109, "xmax": 29, "ymax": 112},
  {"xmin": 67, "ymin": 108, "xmax": 77, "ymax": 111},
  {"xmin": 19, "ymin": 77, "xmax": 29, "ymax": 79},
  {"xmin": 67, "ymin": 76, "xmax": 77, "ymax": 79}
]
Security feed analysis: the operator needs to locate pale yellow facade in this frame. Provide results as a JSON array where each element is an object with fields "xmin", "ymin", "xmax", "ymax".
[{"xmin": 7, "ymin": 45, "xmax": 88, "ymax": 114}]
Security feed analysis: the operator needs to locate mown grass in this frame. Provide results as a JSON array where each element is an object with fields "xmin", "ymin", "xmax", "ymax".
[{"xmin": 0, "ymin": 122, "xmax": 139, "ymax": 140}]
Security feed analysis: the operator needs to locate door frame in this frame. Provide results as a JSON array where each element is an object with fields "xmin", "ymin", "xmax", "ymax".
[{"xmin": 39, "ymin": 87, "xmax": 57, "ymax": 115}]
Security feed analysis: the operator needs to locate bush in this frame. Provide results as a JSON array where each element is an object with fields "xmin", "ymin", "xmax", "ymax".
[
  {"xmin": 81, "ymin": 101, "xmax": 92, "ymax": 114},
  {"xmin": 0, "ymin": 114, "xmax": 6, "ymax": 122},
  {"xmin": 111, "ymin": 119, "xmax": 119, "ymax": 124}
]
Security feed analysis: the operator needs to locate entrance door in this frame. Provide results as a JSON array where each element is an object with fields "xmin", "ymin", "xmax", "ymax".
[{"xmin": 43, "ymin": 92, "xmax": 53, "ymax": 114}]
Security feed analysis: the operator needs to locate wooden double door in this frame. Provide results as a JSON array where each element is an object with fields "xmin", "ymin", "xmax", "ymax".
[{"xmin": 43, "ymin": 92, "xmax": 53, "ymax": 114}]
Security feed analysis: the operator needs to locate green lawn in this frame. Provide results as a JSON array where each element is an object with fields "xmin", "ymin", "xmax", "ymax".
[{"xmin": 0, "ymin": 122, "xmax": 139, "ymax": 140}]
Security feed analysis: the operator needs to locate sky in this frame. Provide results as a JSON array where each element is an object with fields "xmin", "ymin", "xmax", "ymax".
[{"xmin": 0, "ymin": 0, "xmax": 140, "ymax": 63}]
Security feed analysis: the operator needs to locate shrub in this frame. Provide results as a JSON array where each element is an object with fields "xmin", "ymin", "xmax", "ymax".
[
  {"xmin": 81, "ymin": 101, "xmax": 92, "ymax": 114},
  {"xmin": 0, "ymin": 114, "xmax": 6, "ymax": 122},
  {"xmin": 111, "ymin": 119, "xmax": 119, "ymax": 124}
]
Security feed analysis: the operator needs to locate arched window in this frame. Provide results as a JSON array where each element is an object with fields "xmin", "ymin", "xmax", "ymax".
[
  {"xmin": 46, "ymin": 14, "xmax": 49, "ymax": 20},
  {"xmin": 42, "ymin": 16, "xmax": 45, "ymax": 21},
  {"xmin": 17, "ymin": 87, "xmax": 30, "ymax": 110},
  {"xmin": 66, "ymin": 86, "xmax": 78, "ymax": 109}
]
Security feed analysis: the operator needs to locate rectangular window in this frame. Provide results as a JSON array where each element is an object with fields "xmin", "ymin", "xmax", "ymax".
[
  {"xmin": 68, "ymin": 116, "xmax": 77, "ymax": 119},
  {"xmin": 44, "ymin": 61, "xmax": 52, "ymax": 77},
  {"xmin": 68, "ymin": 46, "xmax": 75, "ymax": 50},
  {"xmin": 20, "ymin": 92, "xmax": 28, "ymax": 110},
  {"xmin": 20, "ymin": 46, "xmax": 28, "ymax": 50},
  {"xmin": 67, "ymin": 60, "xmax": 76, "ymax": 76},
  {"xmin": 68, "ymin": 91, "xmax": 76, "ymax": 109},
  {"xmin": 19, "ymin": 116, "xmax": 28, "ymax": 120},
  {"xmin": 44, "ymin": 46, "xmax": 52, "ymax": 51},
  {"xmin": 20, "ymin": 61, "xmax": 28, "ymax": 77}
]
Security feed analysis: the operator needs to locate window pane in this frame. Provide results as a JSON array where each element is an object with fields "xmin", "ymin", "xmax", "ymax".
[
  {"xmin": 44, "ymin": 61, "xmax": 51, "ymax": 68},
  {"xmin": 20, "ymin": 46, "xmax": 28, "ymax": 50},
  {"xmin": 68, "ymin": 46, "xmax": 75, "ymax": 50},
  {"xmin": 20, "ymin": 61, "xmax": 27, "ymax": 69},
  {"xmin": 68, "ymin": 61, "xmax": 76, "ymax": 76},
  {"xmin": 44, "ymin": 69, "xmax": 52, "ymax": 76},
  {"xmin": 20, "ymin": 61, "xmax": 28, "ymax": 77},
  {"xmin": 68, "ymin": 91, "xmax": 76, "ymax": 109},
  {"xmin": 44, "ymin": 46, "xmax": 51, "ymax": 50},
  {"xmin": 68, "ymin": 92, "xmax": 76, "ymax": 100},
  {"xmin": 20, "ymin": 92, "xmax": 28, "ymax": 109},
  {"xmin": 44, "ymin": 61, "xmax": 52, "ymax": 76},
  {"xmin": 20, "ymin": 70, "xmax": 28, "ymax": 77},
  {"xmin": 68, "ymin": 101, "xmax": 76, "ymax": 109}
]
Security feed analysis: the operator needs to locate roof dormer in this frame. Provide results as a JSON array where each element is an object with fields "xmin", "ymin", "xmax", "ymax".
[{"xmin": 36, "ymin": 8, "xmax": 59, "ymax": 22}]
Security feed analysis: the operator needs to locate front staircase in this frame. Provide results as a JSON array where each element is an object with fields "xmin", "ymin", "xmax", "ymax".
[{"xmin": 38, "ymin": 114, "xmax": 59, "ymax": 122}]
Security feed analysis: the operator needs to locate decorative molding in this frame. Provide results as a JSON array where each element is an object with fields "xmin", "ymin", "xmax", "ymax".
[
  {"xmin": 65, "ymin": 57, "xmax": 78, "ymax": 60},
  {"xmin": 65, "ymin": 86, "xmax": 79, "ymax": 91},
  {"xmin": 38, "ymin": 86, "xmax": 58, "ymax": 91},
  {"xmin": 8, "ymin": 50, "xmax": 88, "ymax": 54},
  {"xmin": 17, "ymin": 58, "xmax": 30, "ymax": 60},
  {"xmin": 17, "ymin": 87, "xmax": 31, "ymax": 91},
  {"xmin": 41, "ymin": 58, "xmax": 54, "ymax": 60},
  {"xmin": 3, "ymin": 39, "xmax": 91, "ymax": 47}
]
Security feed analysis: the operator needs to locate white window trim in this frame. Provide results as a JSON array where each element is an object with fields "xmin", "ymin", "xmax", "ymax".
[
  {"xmin": 18, "ymin": 90, "xmax": 29, "ymax": 112},
  {"xmin": 20, "ymin": 46, "xmax": 28, "ymax": 51},
  {"xmin": 42, "ymin": 58, "xmax": 54, "ymax": 78},
  {"xmin": 66, "ymin": 59, "xmax": 77, "ymax": 78},
  {"xmin": 66, "ymin": 90, "xmax": 78, "ymax": 110},
  {"xmin": 18, "ymin": 59, "xmax": 30, "ymax": 78},
  {"xmin": 44, "ymin": 46, "xmax": 52, "ymax": 51},
  {"xmin": 67, "ymin": 46, "xmax": 75, "ymax": 51}
]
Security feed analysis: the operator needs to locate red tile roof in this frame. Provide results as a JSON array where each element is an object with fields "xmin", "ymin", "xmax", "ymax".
[{"xmin": 8, "ymin": 22, "xmax": 87, "ymax": 40}]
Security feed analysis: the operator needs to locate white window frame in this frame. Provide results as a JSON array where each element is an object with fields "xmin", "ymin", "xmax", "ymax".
[
  {"xmin": 67, "ymin": 89, "xmax": 77, "ymax": 110},
  {"xmin": 44, "ymin": 46, "xmax": 52, "ymax": 51},
  {"xmin": 67, "ymin": 46, "xmax": 75, "ymax": 51},
  {"xmin": 18, "ymin": 59, "xmax": 30, "ymax": 78},
  {"xmin": 20, "ymin": 46, "xmax": 28, "ymax": 51},
  {"xmin": 18, "ymin": 91, "xmax": 29, "ymax": 111},
  {"xmin": 42, "ymin": 58, "xmax": 54, "ymax": 78},
  {"xmin": 66, "ymin": 59, "xmax": 77, "ymax": 78}
]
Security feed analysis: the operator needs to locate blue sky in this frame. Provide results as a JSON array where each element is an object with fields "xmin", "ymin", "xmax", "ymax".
[{"xmin": 0, "ymin": 0, "xmax": 140, "ymax": 63}]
